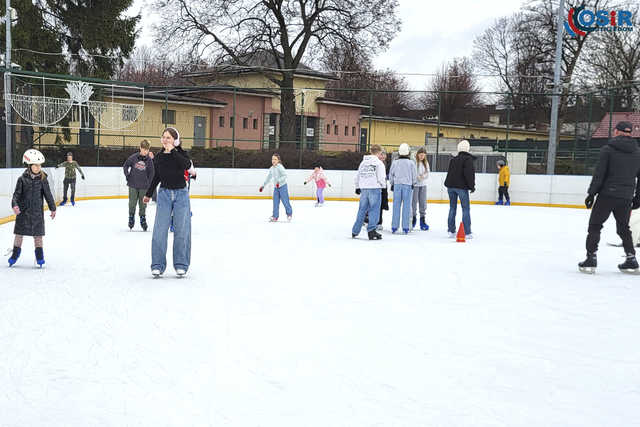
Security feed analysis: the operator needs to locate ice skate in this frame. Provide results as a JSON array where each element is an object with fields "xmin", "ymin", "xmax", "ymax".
[
  {"xmin": 8, "ymin": 247, "xmax": 20, "ymax": 267},
  {"xmin": 618, "ymin": 254, "xmax": 639, "ymax": 274},
  {"xmin": 368, "ymin": 230, "xmax": 382, "ymax": 240},
  {"xmin": 578, "ymin": 253, "xmax": 597, "ymax": 274}
]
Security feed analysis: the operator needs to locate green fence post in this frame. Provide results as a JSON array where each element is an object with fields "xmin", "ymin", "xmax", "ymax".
[{"xmin": 232, "ymin": 87, "xmax": 236, "ymax": 168}]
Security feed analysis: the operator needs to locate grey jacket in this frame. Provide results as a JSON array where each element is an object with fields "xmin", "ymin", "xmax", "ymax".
[
  {"xmin": 389, "ymin": 157, "xmax": 417, "ymax": 186},
  {"xmin": 123, "ymin": 153, "xmax": 155, "ymax": 190}
]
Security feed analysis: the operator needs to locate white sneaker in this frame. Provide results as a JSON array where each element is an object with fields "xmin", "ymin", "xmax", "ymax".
[
  {"xmin": 176, "ymin": 269, "xmax": 186, "ymax": 277},
  {"xmin": 448, "ymin": 232, "xmax": 456, "ymax": 238},
  {"xmin": 151, "ymin": 269, "xmax": 162, "ymax": 277},
  {"xmin": 287, "ymin": 215, "xmax": 292, "ymax": 222}
]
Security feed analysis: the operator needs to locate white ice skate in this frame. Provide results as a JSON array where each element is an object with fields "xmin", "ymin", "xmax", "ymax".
[
  {"xmin": 152, "ymin": 269, "xmax": 162, "ymax": 277},
  {"xmin": 176, "ymin": 269, "xmax": 186, "ymax": 277},
  {"xmin": 287, "ymin": 215, "xmax": 292, "ymax": 222}
]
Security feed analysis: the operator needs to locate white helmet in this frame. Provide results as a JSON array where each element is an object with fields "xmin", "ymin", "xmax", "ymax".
[
  {"xmin": 23, "ymin": 149, "xmax": 45, "ymax": 165},
  {"xmin": 398, "ymin": 143, "xmax": 410, "ymax": 156}
]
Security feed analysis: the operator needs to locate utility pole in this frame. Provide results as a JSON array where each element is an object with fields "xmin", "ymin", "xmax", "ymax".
[
  {"xmin": 4, "ymin": 0, "xmax": 12, "ymax": 168},
  {"xmin": 546, "ymin": 0, "xmax": 565, "ymax": 175}
]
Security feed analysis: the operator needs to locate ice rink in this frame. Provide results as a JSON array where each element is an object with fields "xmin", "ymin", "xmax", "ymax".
[{"xmin": 1, "ymin": 198, "xmax": 639, "ymax": 426}]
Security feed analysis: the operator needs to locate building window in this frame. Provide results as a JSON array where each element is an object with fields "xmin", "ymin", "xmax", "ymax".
[
  {"xmin": 334, "ymin": 125, "xmax": 338, "ymax": 135},
  {"xmin": 326, "ymin": 124, "xmax": 330, "ymax": 134},
  {"xmin": 253, "ymin": 118, "xmax": 258, "ymax": 129},
  {"xmin": 219, "ymin": 116, "xmax": 225, "ymax": 127},
  {"xmin": 230, "ymin": 117, "xmax": 235, "ymax": 128},
  {"xmin": 162, "ymin": 109, "xmax": 176, "ymax": 124},
  {"xmin": 243, "ymin": 118, "xmax": 248, "ymax": 129},
  {"xmin": 352, "ymin": 126, "xmax": 356, "ymax": 136},
  {"xmin": 344, "ymin": 126, "xmax": 348, "ymax": 136}
]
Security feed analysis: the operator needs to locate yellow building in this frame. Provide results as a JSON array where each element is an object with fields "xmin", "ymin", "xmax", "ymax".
[
  {"xmin": 360, "ymin": 116, "xmax": 573, "ymax": 152},
  {"xmin": 29, "ymin": 90, "xmax": 225, "ymax": 149}
]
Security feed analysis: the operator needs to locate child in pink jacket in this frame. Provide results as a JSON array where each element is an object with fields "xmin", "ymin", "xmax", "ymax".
[{"xmin": 304, "ymin": 165, "xmax": 331, "ymax": 207}]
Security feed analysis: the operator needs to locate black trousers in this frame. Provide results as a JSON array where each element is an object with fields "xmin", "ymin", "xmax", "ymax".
[
  {"xmin": 63, "ymin": 178, "xmax": 76, "ymax": 201},
  {"xmin": 586, "ymin": 195, "xmax": 634, "ymax": 255},
  {"xmin": 498, "ymin": 185, "xmax": 510, "ymax": 202}
]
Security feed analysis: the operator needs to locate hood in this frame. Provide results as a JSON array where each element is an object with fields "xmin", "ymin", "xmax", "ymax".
[
  {"xmin": 457, "ymin": 151, "xmax": 476, "ymax": 160},
  {"xmin": 608, "ymin": 135, "xmax": 639, "ymax": 154}
]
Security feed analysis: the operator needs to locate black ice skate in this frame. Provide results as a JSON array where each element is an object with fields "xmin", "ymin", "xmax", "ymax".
[
  {"xmin": 128, "ymin": 216, "xmax": 135, "ymax": 230},
  {"xmin": 140, "ymin": 215, "xmax": 148, "ymax": 231},
  {"xmin": 618, "ymin": 254, "xmax": 640, "ymax": 274},
  {"xmin": 578, "ymin": 253, "xmax": 597, "ymax": 274},
  {"xmin": 368, "ymin": 230, "xmax": 382, "ymax": 240}
]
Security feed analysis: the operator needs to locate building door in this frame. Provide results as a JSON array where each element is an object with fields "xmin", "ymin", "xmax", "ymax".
[
  {"xmin": 360, "ymin": 128, "xmax": 368, "ymax": 152},
  {"xmin": 79, "ymin": 107, "xmax": 95, "ymax": 146},
  {"xmin": 194, "ymin": 116, "xmax": 206, "ymax": 147}
]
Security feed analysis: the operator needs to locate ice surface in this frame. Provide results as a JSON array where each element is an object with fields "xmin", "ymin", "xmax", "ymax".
[{"xmin": 1, "ymin": 199, "xmax": 639, "ymax": 426}]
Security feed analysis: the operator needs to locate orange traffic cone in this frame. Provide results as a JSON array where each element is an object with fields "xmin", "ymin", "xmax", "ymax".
[{"xmin": 456, "ymin": 222, "xmax": 466, "ymax": 242}]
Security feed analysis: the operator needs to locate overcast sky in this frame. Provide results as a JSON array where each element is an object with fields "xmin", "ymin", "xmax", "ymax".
[{"xmin": 128, "ymin": 0, "xmax": 526, "ymax": 90}]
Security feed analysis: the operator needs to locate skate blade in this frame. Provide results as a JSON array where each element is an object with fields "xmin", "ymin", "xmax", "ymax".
[
  {"xmin": 619, "ymin": 268, "xmax": 640, "ymax": 275},
  {"xmin": 579, "ymin": 267, "xmax": 596, "ymax": 274}
]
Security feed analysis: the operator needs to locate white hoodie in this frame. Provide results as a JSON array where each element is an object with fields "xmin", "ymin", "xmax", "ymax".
[{"xmin": 354, "ymin": 155, "xmax": 386, "ymax": 189}]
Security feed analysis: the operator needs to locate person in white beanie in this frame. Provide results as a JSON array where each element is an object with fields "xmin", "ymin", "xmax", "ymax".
[
  {"xmin": 389, "ymin": 143, "xmax": 417, "ymax": 234},
  {"xmin": 444, "ymin": 140, "xmax": 476, "ymax": 238},
  {"xmin": 412, "ymin": 146, "xmax": 430, "ymax": 230}
]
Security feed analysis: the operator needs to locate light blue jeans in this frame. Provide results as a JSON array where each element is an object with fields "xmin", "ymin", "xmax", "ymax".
[
  {"xmin": 152, "ymin": 187, "xmax": 191, "ymax": 273},
  {"xmin": 392, "ymin": 184, "xmax": 413, "ymax": 231},
  {"xmin": 447, "ymin": 188, "xmax": 471, "ymax": 234},
  {"xmin": 352, "ymin": 188, "xmax": 381, "ymax": 234},
  {"xmin": 273, "ymin": 184, "xmax": 293, "ymax": 218}
]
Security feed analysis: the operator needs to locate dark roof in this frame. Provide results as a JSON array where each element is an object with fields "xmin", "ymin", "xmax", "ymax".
[
  {"xmin": 160, "ymin": 86, "xmax": 278, "ymax": 98},
  {"xmin": 114, "ymin": 88, "xmax": 226, "ymax": 107},
  {"xmin": 593, "ymin": 112, "xmax": 640, "ymax": 138},
  {"xmin": 184, "ymin": 51, "xmax": 338, "ymax": 81}
]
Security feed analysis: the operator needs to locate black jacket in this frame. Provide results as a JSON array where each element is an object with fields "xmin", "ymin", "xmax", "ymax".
[
  {"xmin": 123, "ymin": 153, "xmax": 155, "ymax": 190},
  {"xmin": 444, "ymin": 152, "xmax": 476, "ymax": 191},
  {"xmin": 588, "ymin": 135, "xmax": 640, "ymax": 200},
  {"xmin": 12, "ymin": 170, "xmax": 56, "ymax": 236},
  {"xmin": 145, "ymin": 147, "xmax": 191, "ymax": 198}
]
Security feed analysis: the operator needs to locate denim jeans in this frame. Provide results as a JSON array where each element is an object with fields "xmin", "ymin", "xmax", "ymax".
[
  {"xmin": 152, "ymin": 187, "xmax": 191, "ymax": 273},
  {"xmin": 273, "ymin": 184, "xmax": 293, "ymax": 218},
  {"xmin": 392, "ymin": 184, "xmax": 413, "ymax": 231},
  {"xmin": 352, "ymin": 188, "xmax": 381, "ymax": 234},
  {"xmin": 447, "ymin": 188, "xmax": 471, "ymax": 234}
]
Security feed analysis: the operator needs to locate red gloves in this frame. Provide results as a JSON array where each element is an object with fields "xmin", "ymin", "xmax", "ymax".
[
  {"xmin": 276, "ymin": 183, "xmax": 280, "ymax": 188},
  {"xmin": 259, "ymin": 186, "xmax": 264, "ymax": 192}
]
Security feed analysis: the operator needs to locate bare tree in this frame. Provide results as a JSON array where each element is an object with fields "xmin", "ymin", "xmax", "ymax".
[
  {"xmin": 114, "ymin": 46, "xmax": 207, "ymax": 86},
  {"xmin": 323, "ymin": 42, "xmax": 412, "ymax": 117},
  {"xmin": 580, "ymin": 2, "xmax": 640, "ymax": 111},
  {"xmin": 420, "ymin": 57, "xmax": 481, "ymax": 122},
  {"xmin": 152, "ymin": 0, "xmax": 401, "ymax": 144}
]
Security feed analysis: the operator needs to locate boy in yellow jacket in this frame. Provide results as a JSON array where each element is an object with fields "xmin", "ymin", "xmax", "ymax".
[{"xmin": 496, "ymin": 159, "xmax": 511, "ymax": 205}]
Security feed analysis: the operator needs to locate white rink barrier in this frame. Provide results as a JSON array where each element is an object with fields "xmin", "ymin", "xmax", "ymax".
[{"xmin": 1, "ymin": 167, "xmax": 592, "ymax": 221}]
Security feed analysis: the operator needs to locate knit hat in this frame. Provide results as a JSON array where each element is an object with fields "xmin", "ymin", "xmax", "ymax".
[
  {"xmin": 66, "ymin": 152, "xmax": 73, "ymax": 157},
  {"xmin": 399, "ymin": 143, "xmax": 410, "ymax": 156},
  {"xmin": 457, "ymin": 140, "xmax": 470, "ymax": 153},
  {"xmin": 615, "ymin": 121, "xmax": 633, "ymax": 133},
  {"xmin": 497, "ymin": 159, "xmax": 506, "ymax": 167}
]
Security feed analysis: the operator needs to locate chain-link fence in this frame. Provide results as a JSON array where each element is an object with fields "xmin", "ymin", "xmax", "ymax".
[{"xmin": 2, "ymin": 70, "xmax": 639, "ymax": 173}]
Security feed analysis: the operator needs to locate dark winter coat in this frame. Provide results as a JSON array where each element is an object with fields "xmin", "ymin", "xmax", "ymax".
[
  {"xmin": 12, "ymin": 170, "xmax": 56, "ymax": 236},
  {"xmin": 123, "ymin": 153, "xmax": 155, "ymax": 190},
  {"xmin": 444, "ymin": 152, "xmax": 476, "ymax": 191},
  {"xmin": 588, "ymin": 135, "xmax": 640, "ymax": 201},
  {"xmin": 145, "ymin": 147, "xmax": 191, "ymax": 198}
]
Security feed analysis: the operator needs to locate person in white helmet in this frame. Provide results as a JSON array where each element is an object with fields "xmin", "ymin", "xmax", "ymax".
[{"xmin": 8, "ymin": 149, "xmax": 57, "ymax": 267}]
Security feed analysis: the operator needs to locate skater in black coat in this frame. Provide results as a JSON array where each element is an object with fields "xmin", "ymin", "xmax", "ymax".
[
  {"xmin": 579, "ymin": 121, "xmax": 640, "ymax": 274},
  {"xmin": 9, "ymin": 149, "xmax": 57, "ymax": 267}
]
